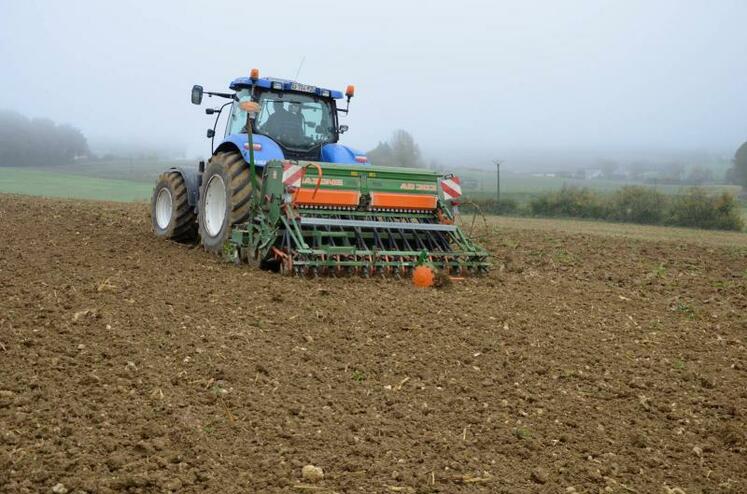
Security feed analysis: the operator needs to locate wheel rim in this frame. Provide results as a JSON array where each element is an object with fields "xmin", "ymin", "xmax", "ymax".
[
  {"xmin": 204, "ymin": 175, "xmax": 227, "ymax": 237},
  {"xmin": 155, "ymin": 188, "xmax": 173, "ymax": 229}
]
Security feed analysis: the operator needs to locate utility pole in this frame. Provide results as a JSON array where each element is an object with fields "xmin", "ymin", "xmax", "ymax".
[{"xmin": 495, "ymin": 160, "xmax": 502, "ymax": 203}]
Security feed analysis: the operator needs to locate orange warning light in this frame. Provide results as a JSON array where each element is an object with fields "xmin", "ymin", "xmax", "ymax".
[{"xmin": 412, "ymin": 265, "xmax": 435, "ymax": 288}]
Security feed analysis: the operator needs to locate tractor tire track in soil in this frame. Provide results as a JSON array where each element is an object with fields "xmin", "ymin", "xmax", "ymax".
[{"xmin": 0, "ymin": 194, "xmax": 745, "ymax": 493}]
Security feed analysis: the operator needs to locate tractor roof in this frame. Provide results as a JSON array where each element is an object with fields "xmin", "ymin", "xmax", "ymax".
[{"xmin": 230, "ymin": 77, "xmax": 344, "ymax": 99}]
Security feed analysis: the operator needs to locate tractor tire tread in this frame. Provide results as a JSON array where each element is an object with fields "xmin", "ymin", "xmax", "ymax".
[
  {"xmin": 198, "ymin": 150, "xmax": 257, "ymax": 253},
  {"xmin": 151, "ymin": 171, "xmax": 197, "ymax": 242}
]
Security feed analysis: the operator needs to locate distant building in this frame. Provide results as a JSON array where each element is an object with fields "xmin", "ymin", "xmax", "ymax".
[{"xmin": 577, "ymin": 168, "xmax": 603, "ymax": 180}]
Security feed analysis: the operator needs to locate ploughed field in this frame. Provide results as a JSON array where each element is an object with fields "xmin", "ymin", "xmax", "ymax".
[{"xmin": 1, "ymin": 194, "xmax": 745, "ymax": 494}]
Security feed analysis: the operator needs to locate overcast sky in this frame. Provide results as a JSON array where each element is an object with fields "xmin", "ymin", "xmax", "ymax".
[{"xmin": 1, "ymin": 0, "xmax": 746, "ymax": 164}]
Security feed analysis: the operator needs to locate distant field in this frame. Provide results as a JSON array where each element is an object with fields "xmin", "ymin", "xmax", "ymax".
[
  {"xmin": 13, "ymin": 161, "xmax": 746, "ymax": 199},
  {"xmin": 1, "ymin": 164, "xmax": 745, "ymax": 226},
  {"xmin": 35, "ymin": 159, "xmax": 192, "ymax": 183},
  {"xmin": 457, "ymin": 168, "xmax": 743, "ymax": 201},
  {"xmin": 0, "ymin": 167, "xmax": 151, "ymax": 202}
]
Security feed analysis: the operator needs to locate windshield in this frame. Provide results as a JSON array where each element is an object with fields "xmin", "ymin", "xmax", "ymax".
[{"xmin": 229, "ymin": 90, "xmax": 335, "ymax": 149}]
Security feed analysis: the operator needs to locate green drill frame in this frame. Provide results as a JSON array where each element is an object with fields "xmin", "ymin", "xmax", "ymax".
[{"xmin": 227, "ymin": 160, "xmax": 490, "ymax": 276}]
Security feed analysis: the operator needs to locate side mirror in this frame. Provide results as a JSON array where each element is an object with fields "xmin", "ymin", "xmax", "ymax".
[
  {"xmin": 191, "ymin": 85, "xmax": 204, "ymax": 105},
  {"xmin": 339, "ymin": 125, "xmax": 349, "ymax": 134},
  {"xmin": 206, "ymin": 129, "xmax": 215, "ymax": 138}
]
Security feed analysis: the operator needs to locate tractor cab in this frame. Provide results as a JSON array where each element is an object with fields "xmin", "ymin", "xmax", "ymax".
[{"xmin": 193, "ymin": 69, "xmax": 366, "ymax": 165}]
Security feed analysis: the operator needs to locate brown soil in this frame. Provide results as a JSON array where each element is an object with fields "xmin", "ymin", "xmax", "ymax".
[{"xmin": 1, "ymin": 194, "xmax": 745, "ymax": 494}]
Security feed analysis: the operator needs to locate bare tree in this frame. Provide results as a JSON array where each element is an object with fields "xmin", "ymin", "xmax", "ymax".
[{"xmin": 366, "ymin": 129, "xmax": 423, "ymax": 167}]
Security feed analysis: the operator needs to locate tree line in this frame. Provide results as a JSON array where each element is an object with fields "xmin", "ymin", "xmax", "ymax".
[{"xmin": 0, "ymin": 110, "xmax": 89, "ymax": 166}]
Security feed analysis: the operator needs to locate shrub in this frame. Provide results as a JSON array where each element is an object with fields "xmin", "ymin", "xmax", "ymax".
[
  {"xmin": 525, "ymin": 186, "xmax": 744, "ymax": 231},
  {"xmin": 666, "ymin": 189, "xmax": 744, "ymax": 231},
  {"xmin": 608, "ymin": 186, "xmax": 667, "ymax": 224},
  {"xmin": 529, "ymin": 187, "xmax": 607, "ymax": 218}
]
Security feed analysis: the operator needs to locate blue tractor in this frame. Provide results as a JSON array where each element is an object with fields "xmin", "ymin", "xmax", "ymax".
[
  {"xmin": 150, "ymin": 68, "xmax": 487, "ymax": 276},
  {"xmin": 150, "ymin": 68, "xmax": 367, "ymax": 251}
]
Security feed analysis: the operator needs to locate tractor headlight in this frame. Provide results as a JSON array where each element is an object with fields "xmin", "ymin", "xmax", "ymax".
[
  {"xmin": 320, "ymin": 90, "xmax": 330, "ymax": 97},
  {"xmin": 272, "ymin": 82, "xmax": 283, "ymax": 90}
]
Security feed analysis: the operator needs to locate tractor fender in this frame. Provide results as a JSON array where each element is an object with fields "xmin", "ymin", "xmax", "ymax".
[
  {"xmin": 216, "ymin": 134, "xmax": 284, "ymax": 166},
  {"xmin": 321, "ymin": 143, "xmax": 368, "ymax": 165},
  {"xmin": 165, "ymin": 167, "xmax": 201, "ymax": 207}
]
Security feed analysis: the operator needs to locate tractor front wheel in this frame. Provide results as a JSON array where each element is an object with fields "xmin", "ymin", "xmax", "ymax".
[
  {"xmin": 151, "ymin": 171, "xmax": 197, "ymax": 242},
  {"xmin": 198, "ymin": 151, "xmax": 253, "ymax": 253}
]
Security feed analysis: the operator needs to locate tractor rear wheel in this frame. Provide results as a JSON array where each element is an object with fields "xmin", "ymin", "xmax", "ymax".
[
  {"xmin": 151, "ymin": 171, "xmax": 197, "ymax": 242},
  {"xmin": 198, "ymin": 150, "xmax": 253, "ymax": 253}
]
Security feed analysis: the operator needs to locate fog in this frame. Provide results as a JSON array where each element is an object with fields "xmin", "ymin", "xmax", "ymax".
[{"xmin": 1, "ymin": 0, "xmax": 746, "ymax": 166}]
